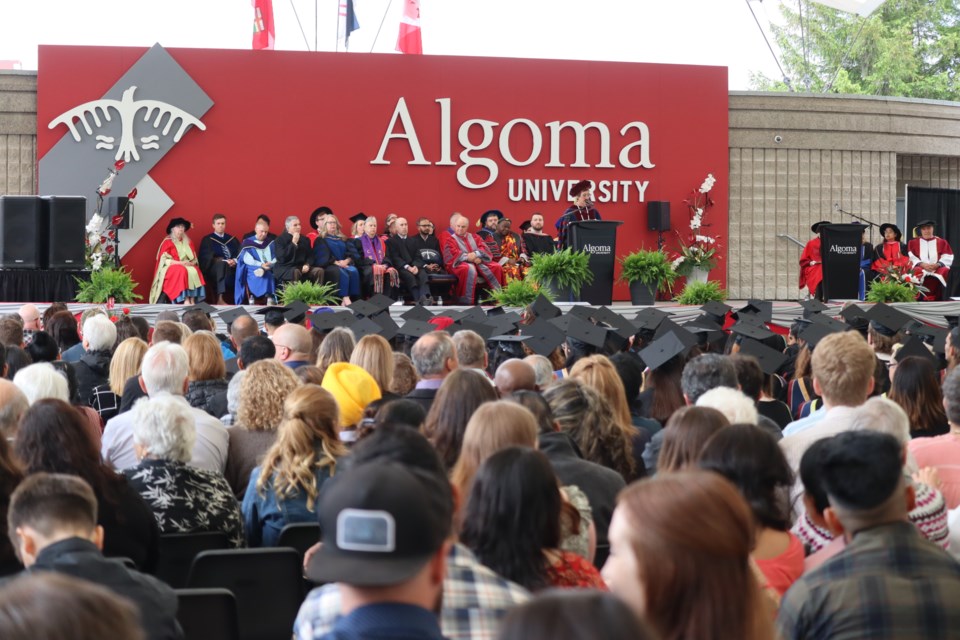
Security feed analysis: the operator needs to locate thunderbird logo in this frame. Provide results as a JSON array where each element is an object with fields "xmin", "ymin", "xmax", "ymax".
[{"xmin": 48, "ymin": 85, "xmax": 206, "ymax": 163}]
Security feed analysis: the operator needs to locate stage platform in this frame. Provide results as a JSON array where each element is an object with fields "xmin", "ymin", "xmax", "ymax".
[{"xmin": 2, "ymin": 300, "xmax": 958, "ymax": 335}]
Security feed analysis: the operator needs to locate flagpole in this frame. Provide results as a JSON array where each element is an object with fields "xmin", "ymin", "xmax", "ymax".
[
  {"xmin": 370, "ymin": 0, "xmax": 394, "ymax": 53},
  {"xmin": 314, "ymin": 0, "xmax": 318, "ymax": 51}
]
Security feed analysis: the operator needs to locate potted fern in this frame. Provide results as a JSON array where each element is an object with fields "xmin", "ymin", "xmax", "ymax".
[
  {"xmin": 618, "ymin": 249, "xmax": 678, "ymax": 305},
  {"xmin": 74, "ymin": 267, "xmax": 142, "ymax": 304},
  {"xmin": 674, "ymin": 280, "xmax": 727, "ymax": 305},
  {"xmin": 278, "ymin": 280, "xmax": 341, "ymax": 306},
  {"xmin": 866, "ymin": 279, "xmax": 917, "ymax": 303},
  {"xmin": 485, "ymin": 279, "xmax": 550, "ymax": 308},
  {"xmin": 526, "ymin": 248, "xmax": 593, "ymax": 302}
]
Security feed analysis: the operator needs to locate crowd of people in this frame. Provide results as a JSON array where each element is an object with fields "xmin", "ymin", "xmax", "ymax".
[
  {"xmin": 155, "ymin": 191, "xmax": 600, "ymax": 310},
  {"xmin": 2, "ymin": 292, "xmax": 960, "ymax": 639}
]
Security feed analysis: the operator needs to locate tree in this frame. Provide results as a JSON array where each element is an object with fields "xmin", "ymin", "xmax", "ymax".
[{"xmin": 751, "ymin": 0, "xmax": 960, "ymax": 100}]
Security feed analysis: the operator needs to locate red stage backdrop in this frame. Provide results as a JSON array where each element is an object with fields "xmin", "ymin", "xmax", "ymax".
[{"xmin": 37, "ymin": 45, "xmax": 728, "ymax": 300}]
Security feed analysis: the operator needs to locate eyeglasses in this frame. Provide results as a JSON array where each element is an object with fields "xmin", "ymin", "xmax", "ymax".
[{"xmin": 419, "ymin": 223, "xmax": 434, "ymax": 228}]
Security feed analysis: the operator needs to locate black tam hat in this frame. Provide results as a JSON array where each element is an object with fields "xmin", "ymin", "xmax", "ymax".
[{"xmin": 569, "ymin": 180, "xmax": 592, "ymax": 198}]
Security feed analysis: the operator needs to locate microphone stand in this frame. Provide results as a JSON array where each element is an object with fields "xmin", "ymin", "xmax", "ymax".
[{"xmin": 835, "ymin": 205, "xmax": 878, "ymax": 244}]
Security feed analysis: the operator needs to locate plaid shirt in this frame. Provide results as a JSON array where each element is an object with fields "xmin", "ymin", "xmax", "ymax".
[
  {"xmin": 778, "ymin": 521, "xmax": 960, "ymax": 640},
  {"xmin": 294, "ymin": 543, "xmax": 530, "ymax": 640}
]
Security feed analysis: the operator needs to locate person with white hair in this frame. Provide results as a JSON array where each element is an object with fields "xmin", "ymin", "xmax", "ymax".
[
  {"xmin": 13, "ymin": 362, "xmax": 69, "ymax": 405},
  {"xmin": 123, "ymin": 395, "xmax": 244, "ymax": 547},
  {"xmin": 101, "ymin": 342, "xmax": 228, "ymax": 473},
  {"xmin": 0, "ymin": 379, "xmax": 28, "ymax": 441},
  {"xmin": 73, "ymin": 314, "xmax": 117, "ymax": 407},
  {"xmin": 273, "ymin": 215, "xmax": 324, "ymax": 286},
  {"xmin": 221, "ymin": 369, "xmax": 246, "ymax": 426},
  {"xmin": 524, "ymin": 354, "xmax": 555, "ymax": 390},
  {"xmin": 695, "ymin": 386, "xmax": 759, "ymax": 425}
]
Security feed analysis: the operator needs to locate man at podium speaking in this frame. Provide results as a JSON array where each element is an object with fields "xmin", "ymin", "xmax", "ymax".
[{"xmin": 556, "ymin": 179, "xmax": 601, "ymax": 248}]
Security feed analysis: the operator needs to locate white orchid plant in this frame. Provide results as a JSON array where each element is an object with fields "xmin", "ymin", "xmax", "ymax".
[
  {"xmin": 85, "ymin": 160, "xmax": 136, "ymax": 271},
  {"xmin": 672, "ymin": 173, "xmax": 721, "ymax": 276}
]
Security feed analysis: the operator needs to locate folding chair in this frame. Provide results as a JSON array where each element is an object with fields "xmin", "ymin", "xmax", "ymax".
[
  {"xmin": 157, "ymin": 531, "xmax": 230, "ymax": 588},
  {"xmin": 176, "ymin": 588, "xmax": 239, "ymax": 640}
]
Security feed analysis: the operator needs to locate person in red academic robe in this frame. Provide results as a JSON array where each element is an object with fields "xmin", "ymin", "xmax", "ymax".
[
  {"xmin": 149, "ymin": 217, "xmax": 206, "ymax": 304},
  {"xmin": 799, "ymin": 221, "xmax": 829, "ymax": 301},
  {"xmin": 871, "ymin": 223, "xmax": 911, "ymax": 276},
  {"xmin": 441, "ymin": 214, "xmax": 504, "ymax": 304},
  {"xmin": 908, "ymin": 220, "xmax": 954, "ymax": 301}
]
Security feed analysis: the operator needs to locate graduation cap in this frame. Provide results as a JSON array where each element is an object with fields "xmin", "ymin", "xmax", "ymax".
[
  {"xmin": 309, "ymin": 311, "xmax": 356, "ymax": 332},
  {"xmin": 894, "ymin": 335, "xmax": 942, "ymax": 369},
  {"xmin": 735, "ymin": 300, "xmax": 773, "ymax": 324},
  {"xmin": 840, "ymin": 304, "xmax": 869, "ymax": 324},
  {"xmin": 731, "ymin": 321, "xmax": 776, "ymax": 341},
  {"xmin": 367, "ymin": 294, "xmax": 396, "ymax": 314},
  {"xmin": 457, "ymin": 306, "xmax": 488, "ymax": 323},
  {"xmin": 809, "ymin": 313, "xmax": 848, "ymax": 333},
  {"xmin": 633, "ymin": 307, "xmax": 670, "ymax": 333},
  {"xmin": 738, "ymin": 338, "xmax": 789, "ymax": 375},
  {"xmin": 530, "ymin": 295, "xmax": 562, "ymax": 320},
  {"xmin": 457, "ymin": 319, "xmax": 495, "ymax": 341},
  {"xmin": 522, "ymin": 318, "xmax": 566, "ymax": 356},
  {"xmin": 798, "ymin": 322, "xmax": 840, "ymax": 349},
  {"xmin": 350, "ymin": 317, "xmax": 384, "ymax": 339},
  {"xmin": 486, "ymin": 306, "xmax": 506, "ymax": 317},
  {"xmin": 397, "ymin": 319, "xmax": 435, "ymax": 339},
  {"xmin": 700, "ymin": 300, "xmax": 731, "ymax": 318},
  {"xmin": 217, "ymin": 307, "xmax": 252, "ymax": 327},
  {"xmin": 866, "ymin": 303, "xmax": 913, "ymax": 337},
  {"xmin": 371, "ymin": 313, "xmax": 400, "ymax": 341},
  {"xmin": 571, "ymin": 306, "xmax": 637, "ymax": 341},
  {"xmin": 255, "ymin": 306, "xmax": 289, "ymax": 327},
  {"xmin": 685, "ymin": 315, "xmax": 723, "ymax": 332},
  {"xmin": 349, "ymin": 212, "xmax": 368, "ymax": 224},
  {"xmin": 906, "ymin": 322, "xmax": 948, "ymax": 353},
  {"xmin": 653, "ymin": 319, "xmax": 699, "ymax": 352},
  {"xmin": 182, "ymin": 302, "xmax": 217, "ymax": 316},
  {"xmin": 283, "ymin": 300, "xmax": 310, "ymax": 323},
  {"xmin": 638, "ymin": 331, "xmax": 687, "ymax": 371},
  {"xmin": 548, "ymin": 315, "xmax": 573, "ymax": 332},
  {"xmin": 483, "ymin": 314, "xmax": 519, "ymax": 338},
  {"xmin": 798, "ymin": 299, "xmax": 829, "ymax": 319},
  {"xmin": 562, "ymin": 316, "xmax": 607, "ymax": 348},
  {"xmin": 401, "ymin": 305, "xmax": 435, "ymax": 322}
]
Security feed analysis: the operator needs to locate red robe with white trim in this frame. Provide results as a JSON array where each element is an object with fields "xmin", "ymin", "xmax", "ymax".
[{"xmin": 799, "ymin": 238, "xmax": 823, "ymax": 294}]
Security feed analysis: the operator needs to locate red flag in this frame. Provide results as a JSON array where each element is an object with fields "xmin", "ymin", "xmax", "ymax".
[
  {"xmin": 252, "ymin": 0, "xmax": 275, "ymax": 50},
  {"xmin": 396, "ymin": 0, "xmax": 422, "ymax": 55}
]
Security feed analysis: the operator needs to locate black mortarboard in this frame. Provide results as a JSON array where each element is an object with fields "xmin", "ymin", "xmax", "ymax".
[
  {"xmin": 894, "ymin": 335, "xmax": 942, "ymax": 369},
  {"xmin": 564, "ymin": 316, "xmax": 607, "ymax": 348},
  {"xmin": 907, "ymin": 322, "xmax": 948, "ymax": 351},
  {"xmin": 490, "ymin": 334, "xmax": 531, "ymax": 344},
  {"xmin": 914, "ymin": 220, "xmax": 936, "ymax": 233},
  {"xmin": 182, "ymin": 302, "xmax": 217, "ymax": 315},
  {"xmin": 798, "ymin": 299, "xmax": 829, "ymax": 319},
  {"xmin": 522, "ymin": 319, "xmax": 566, "ymax": 356},
  {"xmin": 735, "ymin": 300, "xmax": 773, "ymax": 323},
  {"xmin": 738, "ymin": 338, "xmax": 789, "ymax": 375},
  {"xmin": 809, "ymin": 313, "xmax": 848, "ymax": 333},
  {"xmin": 945, "ymin": 315, "xmax": 960, "ymax": 329},
  {"xmin": 685, "ymin": 315, "xmax": 723, "ymax": 332},
  {"xmin": 309, "ymin": 311, "xmax": 356, "ymax": 332},
  {"xmin": 367, "ymin": 294, "xmax": 396, "ymax": 314},
  {"xmin": 370, "ymin": 313, "xmax": 400, "ymax": 341},
  {"xmin": 486, "ymin": 306, "xmax": 506, "ymax": 317},
  {"xmin": 866, "ymin": 303, "xmax": 912, "ymax": 337},
  {"xmin": 653, "ymin": 319, "xmax": 698, "ymax": 352},
  {"xmin": 401, "ymin": 305, "xmax": 434, "ymax": 322},
  {"xmin": 217, "ymin": 307, "xmax": 252, "ymax": 326},
  {"xmin": 731, "ymin": 321, "xmax": 775, "ymax": 341},
  {"xmin": 700, "ymin": 301, "xmax": 731, "ymax": 319},
  {"xmin": 457, "ymin": 319, "xmax": 495, "ymax": 341},
  {"xmin": 350, "ymin": 317, "xmax": 383, "ymax": 339},
  {"xmin": 483, "ymin": 314, "xmax": 519, "ymax": 337},
  {"xmin": 639, "ymin": 331, "xmax": 687, "ymax": 371},
  {"xmin": 798, "ymin": 322, "xmax": 840, "ymax": 348},
  {"xmin": 255, "ymin": 306, "xmax": 289, "ymax": 327},
  {"xmin": 283, "ymin": 300, "xmax": 310, "ymax": 323},
  {"xmin": 840, "ymin": 304, "xmax": 869, "ymax": 324},
  {"xmin": 457, "ymin": 306, "xmax": 487, "ymax": 323},
  {"xmin": 349, "ymin": 212, "xmax": 368, "ymax": 224},
  {"xmin": 397, "ymin": 319, "xmax": 434, "ymax": 339},
  {"xmin": 548, "ymin": 315, "xmax": 573, "ymax": 332},
  {"xmin": 634, "ymin": 307, "xmax": 670, "ymax": 332},
  {"xmin": 530, "ymin": 295, "xmax": 562, "ymax": 320}
]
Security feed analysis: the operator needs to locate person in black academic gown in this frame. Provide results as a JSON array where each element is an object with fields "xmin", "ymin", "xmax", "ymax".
[{"xmin": 198, "ymin": 213, "xmax": 241, "ymax": 305}]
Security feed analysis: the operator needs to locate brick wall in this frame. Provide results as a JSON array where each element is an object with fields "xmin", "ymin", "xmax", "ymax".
[{"xmin": 0, "ymin": 72, "xmax": 37, "ymax": 196}]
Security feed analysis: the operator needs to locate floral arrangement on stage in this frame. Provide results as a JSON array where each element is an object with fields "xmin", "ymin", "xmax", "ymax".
[
  {"xmin": 867, "ymin": 262, "xmax": 927, "ymax": 302},
  {"xmin": 85, "ymin": 160, "xmax": 137, "ymax": 271},
  {"xmin": 671, "ymin": 173, "xmax": 721, "ymax": 276}
]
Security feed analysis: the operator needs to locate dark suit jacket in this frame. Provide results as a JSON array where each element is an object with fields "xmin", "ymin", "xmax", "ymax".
[
  {"xmin": 118, "ymin": 375, "xmax": 147, "ymax": 414},
  {"xmin": 408, "ymin": 234, "xmax": 444, "ymax": 268},
  {"xmin": 403, "ymin": 387, "xmax": 438, "ymax": 414},
  {"xmin": 386, "ymin": 234, "xmax": 419, "ymax": 270},
  {"xmin": 273, "ymin": 232, "xmax": 315, "ymax": 282}
]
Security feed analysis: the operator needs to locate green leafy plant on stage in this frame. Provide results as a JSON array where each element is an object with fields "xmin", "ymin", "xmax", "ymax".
[
  {"xmin": 674, "ymin": 280, "xmax": 727, "ymax": 305},
  {"xmin": 526, "ymin": 248, "xmax": 594, "ymax": 296},
  {"xmin": 618, "ymin": 249, "xmax": 679, "ymax": 293},
  {"xmin": 866, "ymin": 279, "xmax": 916, "ymax": 303},
  {"xmin": 74, "ymin": 267, "xmax": 142, "ymax": 304},
  {"xmin": 484, "ymin": 279, "xmax": 551, "ymax": 308},
  {"xmin": 278, "ymin": 280, "xmax": 341, "ymax": 306}
]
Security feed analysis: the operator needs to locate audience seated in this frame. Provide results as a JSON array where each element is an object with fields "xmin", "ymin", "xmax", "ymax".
[
  {"xmin": 182, "ymin": 331, "xmax": 229, "ymax": 417},
  {"xmin": 123, "ymin": 395, "xmax": 244, "ymax": 547},
  {"xmin": 6, "ymin": 473, "xmax": 180, "ymax": 640},
  {"xmin": 423, "ymin": 368, "xmax": 498, "ymax": 470},
  {"xmin": 910, "ymin": 366, "xmax": 960, "ymax": 509},
  {"xmin": 16, "ymin": 400, "xmax": 160, "ymax": 573},
  {"xmin": 224, "ymin": 359, "xmax": 301, "ymax": 498},
  {"xmin": 523, "ymin": 354, "xmax": 556, "ymax": 389},
  {"xmin": 889, "ymin": 355, "xmax": 950, "ymax": 438},
  {"xmin": 321, "ymin": 363, "xmax": 382, "ymax": 443},
  {"xmin": 494, "ymin": 358, "xmax": 537, "ymax": 395},
  {"xmin": 390, "ymin": 351, "xmax": 419, "ymax": 396},
  {"xmin": 243, "ymin": 385, "xmax": 347, "ymax": 546},
  {"xmin": 656, "ymin": 405, "xmax": 729, "ymax": 473},
  {"xmin": 603, "ymin": 470, "xmax": 774, "ymax": 640},
  {"xmin": 498, "ymin": 589, "xmax": 655, "ymax": 640},
  {"xmin": 405, "ymin": 330, "xmax": 458, "ymax": 413},
  {"xmin": 91, "ymin": 337, "xmax": 147, "ymax": 423},
  {"xmin": 314, "ymin": 326, "xmax": 355, "ymax": 380},
  {"xmin": 0, "ymin": 436, "xmax": 23, "ymax": 577},
  {"xmin": 350, "ymin": 334, "xmax": 398, "ymax": 400}
]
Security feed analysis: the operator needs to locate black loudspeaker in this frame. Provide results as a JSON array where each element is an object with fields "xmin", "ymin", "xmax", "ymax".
[
  {"xmin": 647, "ymin": 201, "xmax": 671, "ymax": 231},
  {"xmin": 44, "ymin": 196, "xmax": 87, "ymax": 270},
  {"xmin": 0, "ymin": 196, "xmax": 43, "ymax": 269},
  {"xmin": 105, "ymin": 196, "xmax": 132, "ymax": 229}
]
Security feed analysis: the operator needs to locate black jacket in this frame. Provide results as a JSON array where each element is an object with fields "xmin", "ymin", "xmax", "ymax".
[
  {"xmin": 538, "ymin": 431, "xmax": 625, "ymax": 551},
  {"xmin": 26, "ymin": 537, "xmax": 182, "ymax": 640},
  {"xmin": 118, "ymin": 374, "xmax": 147, "ymax": 414},
  {"xmin": 185, "ymin": 379, "xmax": 229, "ymax": 418},
  {"xmin": 74, "ymin": 350, "xmax": 112, "ymax": 407},
  {"xmin": 403, "ymin": 387, "xmax": 438, "ymax": 414},
  {"xmin": 386, "ymin": 234, "xmax": 419, "ymax": 270},
  {"xmin": 273, "ymin": 231, "xmax": 315, "ymax": 282},
  {"xmin": 407, "ymin": 234, "xmax": 444, "ymax": 268}
]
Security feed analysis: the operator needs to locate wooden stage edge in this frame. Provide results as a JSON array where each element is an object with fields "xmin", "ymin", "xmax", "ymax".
[{"xmin": 2, "ymin": 300, "xmax": 959, "ymax": 335}]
